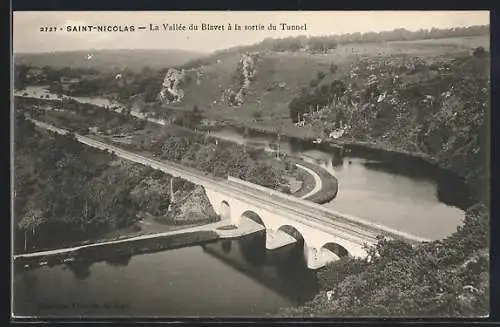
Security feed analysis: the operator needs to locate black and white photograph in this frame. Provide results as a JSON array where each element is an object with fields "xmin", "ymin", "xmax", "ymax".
[{"xmin": 11, "ymin": 10, "xmax": 490, "ymax": 318}]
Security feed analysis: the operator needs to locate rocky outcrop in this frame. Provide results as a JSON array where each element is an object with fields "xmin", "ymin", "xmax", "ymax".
[
  {"xmin": 171, "ymin": 185, "xmax": 219, "ymax": 223},
  {"xmin": 159, "ymin": 68, "xmax": 186, "ymax": 104},
  {"xmin": 223, "ymin": 52, "xmax": 257, "ymax": 107}
]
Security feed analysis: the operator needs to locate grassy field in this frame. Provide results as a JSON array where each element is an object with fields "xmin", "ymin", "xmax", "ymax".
[{"xmin": 167, "ymin": 35, "xmax": 489, "ymax": 137}]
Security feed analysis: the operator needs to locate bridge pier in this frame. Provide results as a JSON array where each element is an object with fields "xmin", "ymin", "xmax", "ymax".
[
  {"xmin": 265, "ymin": 229, "xmax": 297, "ymax": 250},
  {"xmin": 201, "ymin": 184, "xmax": 415, "ymax": 271}
]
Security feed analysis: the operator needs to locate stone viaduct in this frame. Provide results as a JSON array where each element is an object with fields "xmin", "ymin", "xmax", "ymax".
[{"xmin": 204, "ymin": 176, "xmax": 428, "ymax": 270}]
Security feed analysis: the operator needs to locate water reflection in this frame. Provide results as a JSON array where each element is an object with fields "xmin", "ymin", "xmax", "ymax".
[
  {"xmin": 209, "ymin": 126, "xmax": 467, "ymax": 239},
  {"xmin": 15, "ymin": 231, "xmax": 320, "ymax": 317},
  {"xmin": 202, "ymin": 233, "xmax": 318, "ymax": 303},
  {"xmin": 20, "ymin": 271, "xmax": 38, "ymax": 289},
  {"xmin": 238, "ymin": 233, "xmax": 267, "ymax": 267},
  {"xmin": 104, "ymin": 254, "xmax": 133, "ymax": 267},
  {"xmin": 331, "ymin": 153, "xmax": 344, "ymax": 168},
  {"xmin": 221, "ymin": 240, "xmax": 232, "ymax": 254},
  {"xmin": 67, "ymin": 260, "xmax": 92, "ymax": 280},
  {"xmin": 224, "ymin": 127, "xmax": 469, "ymax": 211},
  {"xmin": 360, "ymin": 159, "xmax": 472, "ymax": 209}
]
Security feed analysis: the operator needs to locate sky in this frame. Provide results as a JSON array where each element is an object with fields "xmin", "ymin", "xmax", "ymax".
[{"xmin": 13, "ymin": 11, "xmax": 490, "ymax": 54}]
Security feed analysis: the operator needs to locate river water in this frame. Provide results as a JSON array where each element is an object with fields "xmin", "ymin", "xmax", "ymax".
[
  {"xmin": 13, "ymin": 86, "xmax": 468, "ymax": 317},
  {"xmin": 14, "ymin": 233, "xmax": 318, "ymax": 317},
  {"xmin": 211, "ymin": 126, "xmax": 468, "ymax": 240}
]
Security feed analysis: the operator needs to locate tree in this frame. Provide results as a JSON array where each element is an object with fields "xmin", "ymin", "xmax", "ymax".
[
  {"xmin": 18, "ymin": 207, "xmax": 44, "ymax": 251},
  {"xmin": 330, "ymin": 80, "xmax": 347, "ymax": 102},
  {"xmin": 183, "ymin": 105, "xmax": 203, "ymax": 130},
  {"xmin": 123, "ymin": 103, "xmax": 132, "ymax": 116},
  {"xmin": 161, "ymin": 136, "xmax": 190, "ymax": 161},
  {"xmin": 14, "ymin": 65, "xmax": 30, "ymax": 91},
  {"xmin": 252, "ymin": 110, "xmax": 263, "ymax": 122},
  {"xmin": 247, "ymin": 163, "xmax": 283, "ymax": 189},
  {"xmin": 143, "ymin": 84, "xmax": 159, "ymax": 103},
  {"xmin": 473, "ymin": 46, "xmax": 487, "ymax": 58},
  {"xmin": 141, "ymin": 65, "xmax": 153, "ymax": 75}
]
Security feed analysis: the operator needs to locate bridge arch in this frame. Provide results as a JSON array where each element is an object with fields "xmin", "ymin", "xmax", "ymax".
[
  {"xmin": 277, "ymin": 225, "xmax": 306, "ymax": 245},
  {"xmin": 220, "ymin": 201, "xmax": 230, "ymax": 221},
  {"xmin": 274, "ymin": 225, "xmax": 307, "ymax": 265},
  {"xmin": 240, "ymin": 210, "xmax": 267, "ymax": 229},
  {"xmin": 319, "ymin": 242, "xmax": 350, "ymax": 263}
]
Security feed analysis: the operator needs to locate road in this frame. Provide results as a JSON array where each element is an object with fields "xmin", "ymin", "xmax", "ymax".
[{"xmin": 295, "ymin": 163, "xmax": 322, "ymax": 199}]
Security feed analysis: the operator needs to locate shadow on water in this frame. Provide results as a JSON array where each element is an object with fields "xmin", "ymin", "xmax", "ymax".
[
  {"xmin": 66, "ymin": 260, "xmax": 92, "ymax": 280},
  {"xmin": 360, "ymin": 157, "xmax": 473, "ymax": 210},
  {"xmin": 218, "ymin": 125, "xmax": 472, "ymax": 209},
  {"xmin": 14, "ymin": 231, "xmax": 219, "ymax": 277},
  {"xmin": 62, "ymin": 253, "xmax": 132, "ymax": 279},
  {"xmin": 331, "ymin": 152, "xmax": 344, "ymax": 168},
  {"xmin": 202, "ymin": 232, "xmax": 319, "ymax": 304},
  {"xmin": 104, "ymin": 254, "xmax": 133, "ymax": 267},
  {"xmin": 238, "ymin": 233, "xmax": 267, "ymax": 267},
  {"xmin": 221, "ymin": 240, "xmax": 232, "ymax": 254},
  {"xmin": 313, "ymin": 142, "xmax": 473, "ymax": 210},
  {"xmin": 64, "ymin": 231, "xmax": 319, "ymax": 303},
  {"xmin": 16, "ymin": 230, "xmax": 320, "ymax": 305}
]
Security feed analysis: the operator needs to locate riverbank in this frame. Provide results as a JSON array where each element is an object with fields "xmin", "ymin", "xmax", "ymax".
[
  {"xmin": 220, "ymin": 120, "xmax": 476, "ymax": 204},
  {"xmin": 277, "ymin": 202, "xmax": 489, "ymax": 317},
  {"xmin": 14, "ymin": 93, "xmax": 330, "ymax": 205},
  {"xmin": 291, "ymin": 159, "xmax": 338, "ymax": 204},
  {"xmin": 15, "ymin": 91, "xmax": 473, "ymax": 214},
  {"xmin": 14, "ymin": 216, "xmax": 269, "ymax": 270},
  {"xmin": 290, "ymin": 165, "xmax": 316, "ymax": 198},
  {"xmin": 13, "ymin": 114, "xmax": 226, "ymax": 258},
  {"xmin": 14, "ymin": 229, "xmax": 221, "ymax": 271},
  {"xmin": 13, "ymin": 208, "xmax": 215, "ymax": 257},
  {"xmin": 81, "ymin": 214, "xmax": 208, "ymax": 246},
  {"xmin": 223, "ymin": 119, "xmax": 432, "ymax": 161}
]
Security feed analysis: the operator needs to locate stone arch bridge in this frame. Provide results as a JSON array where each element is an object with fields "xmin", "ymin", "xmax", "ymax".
[
  {"xmin": 204, "ymin": 176, "xmax": 428, "ymax": 270},
  {"xmin": 23, "ymin": 119, "xmax": 429, "ymax": 270}
]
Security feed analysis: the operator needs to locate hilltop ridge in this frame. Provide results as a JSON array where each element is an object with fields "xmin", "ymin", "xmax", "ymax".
[{"xmin": 14, "ymin": 49, "xmax": 204, "ymax": 72}]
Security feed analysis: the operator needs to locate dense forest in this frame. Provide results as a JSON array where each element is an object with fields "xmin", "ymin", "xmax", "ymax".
[
  {"xmin": 288, "ymin": 48, "xmax": 489, "ymax": 199},
  {"xmin": 13, "ymin": 113, "xmax": 216, "ymax": 254},
  {"xmin": 15, "ymin": 97, "xmax": 294, "ymax": 193}
]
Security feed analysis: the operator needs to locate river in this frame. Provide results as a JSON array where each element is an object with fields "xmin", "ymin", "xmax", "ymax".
[
  {"xmin": 14, "ymin": 233, "xmax": 318, "ymax": 317},
  {"xmin": 13, "ymin": 86, "xmax": 468, "ymax": 317},
  {"xmin": 211, "ymin": 126, "xmax": 468, "ymax": 240}
]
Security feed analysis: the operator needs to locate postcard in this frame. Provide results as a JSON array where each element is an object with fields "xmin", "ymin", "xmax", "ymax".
[{"xmin": 11, "ymin": 10, "xmax": 490, "ymax": 319}]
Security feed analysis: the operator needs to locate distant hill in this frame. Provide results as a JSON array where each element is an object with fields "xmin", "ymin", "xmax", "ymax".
[
  {"xmin": 14, "ymin": 49, "xmax": 204, "ymax": 72},
  {"xmin": 180, "ymin": 25, "xmax": 489, "ymax": 70},
  {"xmin": 169, "ymin": 35, "xmax": 489, "ymax": 126}
]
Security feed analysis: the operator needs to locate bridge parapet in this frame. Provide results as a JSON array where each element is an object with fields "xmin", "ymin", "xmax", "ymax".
[{"xmin": 227, "ymin": 175, "xmax": 429, "ymax": 244}]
